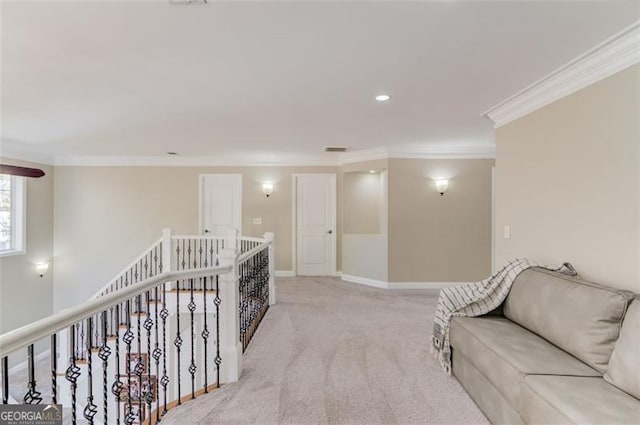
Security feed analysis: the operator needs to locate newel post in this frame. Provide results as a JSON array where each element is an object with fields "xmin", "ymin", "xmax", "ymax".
[
  {"xmin": 218, "ymin": 229, "xmax": 242, "ymax": 383},
  {"xmin": 161, "ymin": 227, "xmax": 172, "ymax": 273},
  {"xmin": 263, "ymin": 232, "xmax": 276, "ymax": 305}
]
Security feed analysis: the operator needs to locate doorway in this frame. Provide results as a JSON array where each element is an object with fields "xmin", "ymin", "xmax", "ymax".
[
  {"xmin": 292, "ymin": 174, "xmax": 337, "ymax": 276},
  {"xmin": 199, "ymin": 174, "xmax": 243, "ymax": 235}
]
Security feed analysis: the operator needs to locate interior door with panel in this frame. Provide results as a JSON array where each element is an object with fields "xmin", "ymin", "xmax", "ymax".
[
  {"xmin": 295, "ymin": 174, "xmax": 337, "ymax": 276},
  {"xmin": 200, "ymin": 174, "xmax": 243, "ymax": 235}
]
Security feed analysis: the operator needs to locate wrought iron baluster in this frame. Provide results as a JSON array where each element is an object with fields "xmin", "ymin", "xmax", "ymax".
[
  {"xmin": 135, "ymin": 295, "xmax": 143, "ymax": 414},
  {"xmin": 174, "ymin": 280, "xmax": 182, "ymax": 405},
  {"xmin": 24, "ymin": 344, "xmax": 42, "ymax": 404},
  {"xmin": 65, "ymin": 325, "xmax": 81, "ymax": 425},
  {"xmin": 51, "ymin": 334, "xmax": 57, "ymax": 404},
  {"xmin": 152, "ymin": 285, "xmax": 162, "ymax": 421},
  {"xmin": 188, "ymin": 239, "xmax": 192, "ymax": 272},
  {"xmin": 181, "ymin": 239, "xmax": 186, "ymax": 274},
  {"xmin": 1, "ymin": 356, "xmax": 8, "ymax": 404},
  {"xmin": 215, "ymin": 275, "xmax": 221, "ymax": 387},
  {"xmin": 80, "ymin": 321, "xmax": 85, "ymax": 360},
  {"xmin": 160, "ymin": 240, "xmax": 164, "ymax": 273},
  {"xmin": 160, "ymin": 282, "xmax": 169, "ymax": 417},
  {"xmin": 188, "ymin": 278, "xmax": 196, "ymax": 399},
  {"xmin": 83, "ymin": 317, "xmax": 97, "ymax": 424},
  {"xmin": 143, "ymin": 291, "xmax": 154, "ymax": 420},
  {"xmin": 111, "ymin": 305, "xmax": 123, "ymax": 425},
  {"xmin": 196, "ymin": 239, "xmax": 206, "ymax": 274},
  {"xmin": 202, "ymin": 276, "xmax": 209, "ymax": 393},
  {"xmin": 98, "ymin": 311, "xmax": 111, "ymax": 425},
  {"xmin": 94, "ymin": 313, "xmax": 99, "ymax": 349},
  {"xmin": 123, "ymin": 300, "xmax": 135, "ymax": 425}
]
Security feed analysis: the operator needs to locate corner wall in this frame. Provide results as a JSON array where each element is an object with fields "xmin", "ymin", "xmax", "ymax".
[
  {"xmin": 494, "ymin": 65, "xmax": 640, "ymax": 292},
  {"xmin": 0, "ymin": 158, "xmax": 54, "ymax": 348}
]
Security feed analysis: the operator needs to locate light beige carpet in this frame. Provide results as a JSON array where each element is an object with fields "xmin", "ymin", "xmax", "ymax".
[{"xmin": 162, "ymin": 277, "xmax": 489, "ymax": 425}]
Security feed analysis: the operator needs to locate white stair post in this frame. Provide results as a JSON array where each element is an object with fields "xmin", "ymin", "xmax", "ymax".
[
  {"xmin": 218, "ymin": 228, "xmax": 242, "ymax": 383},
  {"xmin": 263, "ymin": 232, "xmax": 276, "ymax": 305}
]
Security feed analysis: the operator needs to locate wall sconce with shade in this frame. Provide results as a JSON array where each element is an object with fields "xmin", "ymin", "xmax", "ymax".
[
  {"xmin": 36, "ymin": 262, "xmax": 49, "ymax": 278},
  {"xmin": 434, "ymin": 179, "xmax": 449, "ymax": 196},
  {"xmin": 262, "ymin": 183, "xmax": 274, "ymax": 197}
]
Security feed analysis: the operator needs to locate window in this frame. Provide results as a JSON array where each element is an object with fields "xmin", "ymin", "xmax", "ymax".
[{"xmin": 0, "ymin": 174, "xmax": 26, "ymax": 256}]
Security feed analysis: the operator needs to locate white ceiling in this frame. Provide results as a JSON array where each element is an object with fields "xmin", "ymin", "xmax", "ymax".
[{"xmin": 1, "ymin": 1, "xmax": 638, "ymax": 164}]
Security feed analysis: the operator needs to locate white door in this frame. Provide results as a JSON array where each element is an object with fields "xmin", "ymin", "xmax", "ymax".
[
  {"xmin": 200, "ymin": 174, "xmax": 242, "ymax": 235},
  {"xmin": 295, "ymin": 174, "xmax": 337, "ymax": 276}
]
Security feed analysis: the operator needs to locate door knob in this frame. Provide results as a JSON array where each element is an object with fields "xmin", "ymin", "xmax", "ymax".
[{"xmin": 326, "ymin": 230, "xmax": 333, "ymax": 234}]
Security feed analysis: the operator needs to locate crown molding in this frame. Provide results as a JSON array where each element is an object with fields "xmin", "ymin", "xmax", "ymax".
[
  {"xmin": 3, "ymin": 143, "xmax": 494, "ymax": 167},
  {"xmin": 0, "ymin": 143, "xmax": 54, "ymax": 165},
  {"xmin": 339, "ymin": 145, "xmax": 495, "ymax": 164},
  {"xmin": 339, "ymin": 148, "xmax": 390, "ymax": 164},
  {"xmin": 53, "ymin": 155, "xmax": 340, "ymax": 167},
  {"xmin": 483, "ymin": 21, "xmax": 640, "ymax": 128}
]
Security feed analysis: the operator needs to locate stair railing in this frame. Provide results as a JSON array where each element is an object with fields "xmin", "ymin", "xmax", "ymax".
[{"xmin": 0, "ymin": 228, "xmax": 275, "ymax": 425}]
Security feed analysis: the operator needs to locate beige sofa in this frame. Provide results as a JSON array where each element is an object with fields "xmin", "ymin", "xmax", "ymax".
[{"xmin": 450, "ymin": 267, "xmax": 640, "ymax": 425}]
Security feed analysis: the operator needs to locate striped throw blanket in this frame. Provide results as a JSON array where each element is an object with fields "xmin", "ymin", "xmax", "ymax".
[{"xmin": 431, "ymin": 258, "xmax": 577, "ymax": 375}]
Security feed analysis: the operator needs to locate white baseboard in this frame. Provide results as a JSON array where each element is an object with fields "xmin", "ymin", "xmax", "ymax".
[
  {"xmin": 8, "ymin": 349, "xmax": 51, "ymax": 375},
  {"xmin": 341, "ymin": 274, "xmax": 388, "ymax": 289},
  {"xmin": 387, "ymin": 282, "xmax": 461, "ymax": 289},
  {"xmin": 275, "ymin": 270, "xmax": 295, "ymax": 277},
  {"xmin": 342, "ymin": 274, "xmax": 461, "ymax": 290}
]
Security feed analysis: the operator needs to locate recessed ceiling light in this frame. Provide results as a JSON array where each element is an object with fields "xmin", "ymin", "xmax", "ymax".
[
  {"xmin": 375, "ymin": 94, "xmax": 391, "ymax": 102},
  {"xmin": 369, "ymin": 170, "xmax": 376, "ymax": 173},
  {"xmin": 167, "ymin": 152, "xmax": 179, "ymax": 155}
]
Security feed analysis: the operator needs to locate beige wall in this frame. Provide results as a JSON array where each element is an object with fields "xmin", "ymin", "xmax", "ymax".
[
  {"xmin": 388, "ymin": 158, "xmax": 494, "ymax": 282},
  {"xmin": 53, "ymin": 165, "xmax": 341, "ymax": 310},
  {"xmin": 0, "ymin": 158, "xmax": 54, "ymax": 340},
  {"xmin": 343, "ymin": 172, "xmax": 383, "ymax": 234},
  {"xmin": 495, "ymin": 65, "xmax": 640, "ymax": 292}
]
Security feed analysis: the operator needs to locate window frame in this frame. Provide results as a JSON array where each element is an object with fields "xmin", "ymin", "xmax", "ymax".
[{"xmin": 0, "ymin": 175, "xmax": 26, "ymax": 257}]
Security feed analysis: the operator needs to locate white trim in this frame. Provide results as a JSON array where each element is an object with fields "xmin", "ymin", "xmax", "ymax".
[
  {"xmin": 0, "ymin": 176, "xmax": 26, "ymax": 257},
  {"xmin": 491, "ymin": 165, "xmax": 495, "ymax": 274},
  {"xmin": 387, "ymin": 282, "xmax": 462, "ymax": 290},
  {"xmin": 341, "ymin": 274, "xmax": 388, "ymax": 289},
  {"xmin": 54, "ymin": 155, "xmax": 339, "ymax": 167},
  {"xmin": 7, "ymin": 349, "xmax": 51, "ymax": 375},
  {"xmin": 339, "ymin": 146, "xmax": 495, "ymax": 164},
  {"xmin": 3, "ymin": 147, "xmax": 495, "ymax": 168},
  {"xmin": 483, "ymin": 21, "xmax": 640, "ymax": 128},
  {"xmin": 291, "ymin": 175, "xmax": 297, "ymax": 276},
  {"xmin": 275, "ymin": 270, "xmax": 295, "ymax": 277},
  {"xmin": 342, "ymin": 274, "xmax": 461, "ymax": 290}
]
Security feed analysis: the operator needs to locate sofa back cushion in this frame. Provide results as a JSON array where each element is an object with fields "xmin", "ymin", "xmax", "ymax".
[
  {"xmin": 503, "ymin": 268, "xmax": 630, "ymax": 373},
  {"xmin": 604, "ymin": 299, "xmax": 640, "ymax": 399}
]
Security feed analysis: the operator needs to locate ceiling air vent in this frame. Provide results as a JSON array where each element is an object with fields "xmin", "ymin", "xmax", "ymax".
[{"xmin": 324, "ymin": 147, "xmax": 349, "ymax": 153}]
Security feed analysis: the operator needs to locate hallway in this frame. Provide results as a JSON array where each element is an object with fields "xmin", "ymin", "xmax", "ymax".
[{"xmin": 162, "ymin": 277, "xmax": 488, "ymax": 425}]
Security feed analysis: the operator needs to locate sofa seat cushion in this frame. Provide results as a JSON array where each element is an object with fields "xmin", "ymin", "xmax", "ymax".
[
  {"xmin": 521, "ymin": 375, "xmax": 640, "ymax": 425},
  {"xmin": 450, "ymin": 316, "xmax": 599, "ymax": 410}
]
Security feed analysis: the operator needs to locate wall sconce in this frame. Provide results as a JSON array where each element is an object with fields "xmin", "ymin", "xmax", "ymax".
[
  {"xmin": 434, "ymin": 179, "xmax": 449, "ymax": 196},
  {"xmin": 262, "ymin": 183, "xmax": 274, "ymax": 197},
  {"xmin": 36, "ymin": 262, "xmax": 49, "ymax": 278}
]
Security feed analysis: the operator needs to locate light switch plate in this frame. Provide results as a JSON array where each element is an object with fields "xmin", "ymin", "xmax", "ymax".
[
  {"xmin": 503, "ymin": 225, "xmax": 510, "ymax": 239},
  {"xmin": 253, "ymin": 217, "xmax": 262, "ymax": 225}
]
